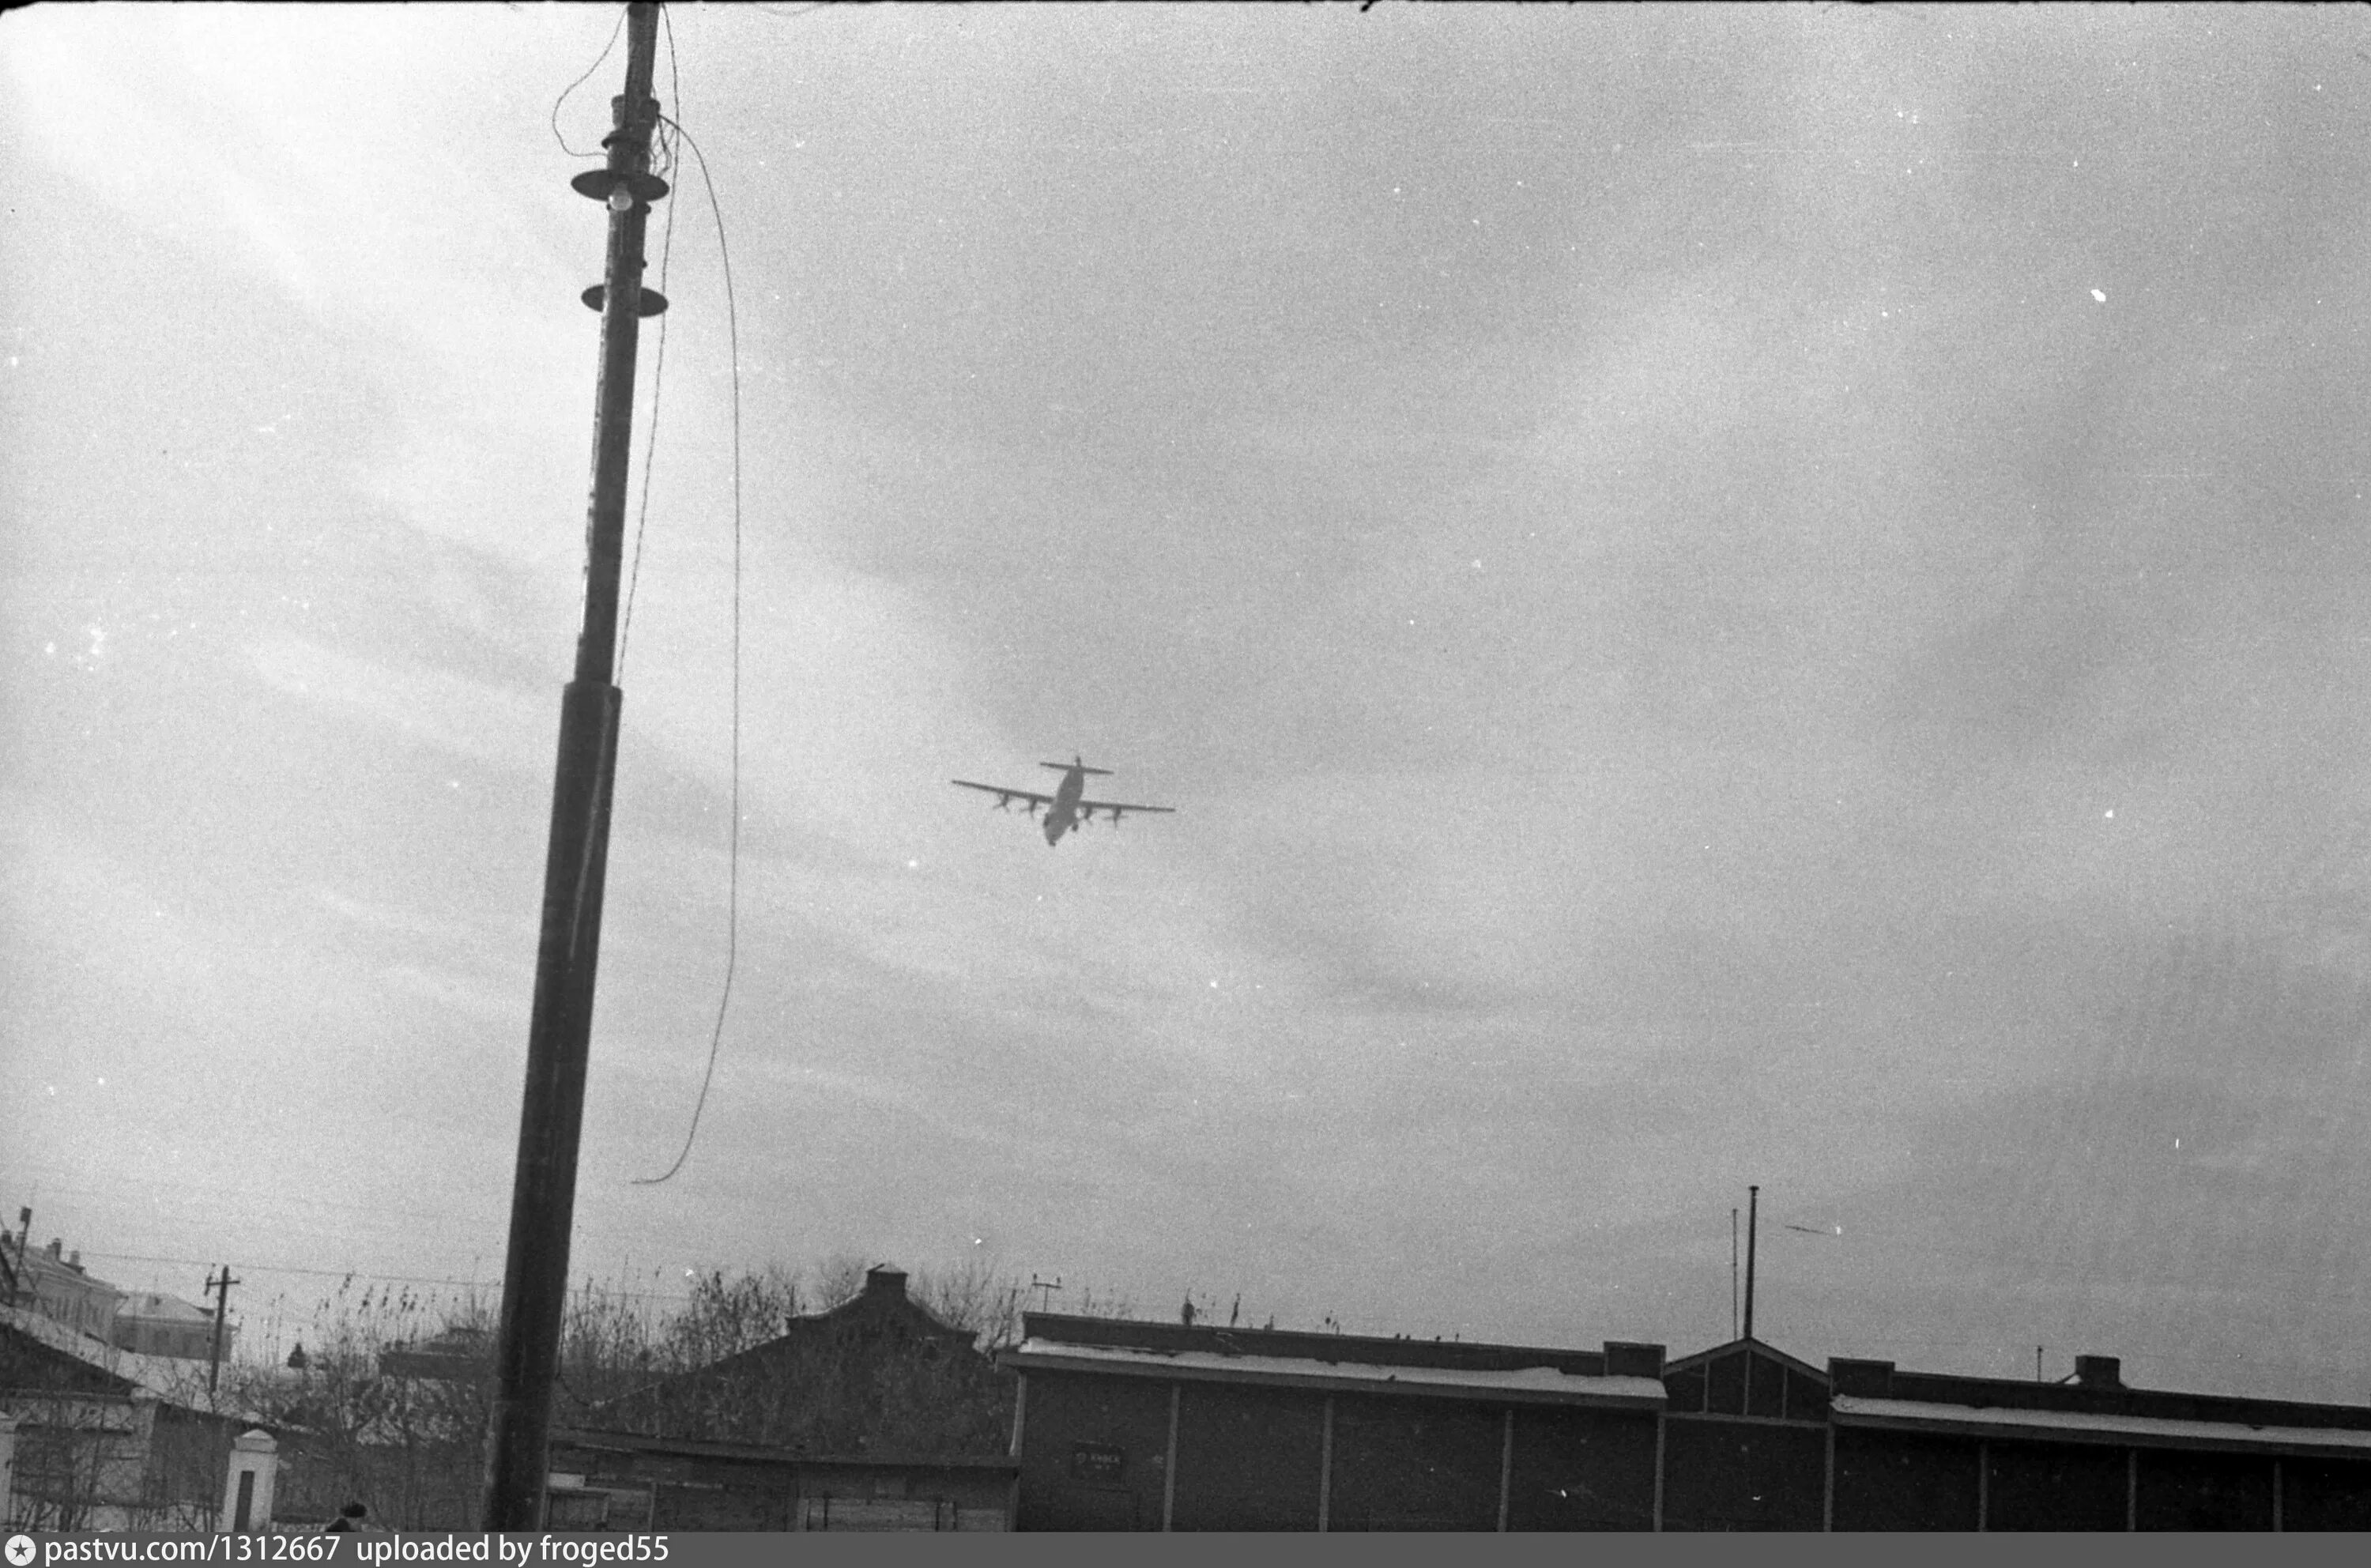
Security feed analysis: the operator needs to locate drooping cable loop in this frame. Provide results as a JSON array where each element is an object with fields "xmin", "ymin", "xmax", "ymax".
[{"xmin": 634, "ymin": 88, "xmax": 746, "ymax": 1186}]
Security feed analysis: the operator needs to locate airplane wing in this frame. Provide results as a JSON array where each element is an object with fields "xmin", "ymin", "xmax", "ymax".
[
  {"xmin": 952, "ymin": 779, "xmax": 1057, "ymax": 811},
  {"xmin": 1076, "ymin": 796, "xmax": 1177, "ymax": 824}
]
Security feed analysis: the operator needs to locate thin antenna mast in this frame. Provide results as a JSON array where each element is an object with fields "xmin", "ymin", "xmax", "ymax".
[
  {"xmin": 1731, "ymin": 1208, "xmax": 1740, "ymax": 1341},
  {"xmin": 1743, "ymin": 1185, "xmax": 1759, "ymax": 1343}
]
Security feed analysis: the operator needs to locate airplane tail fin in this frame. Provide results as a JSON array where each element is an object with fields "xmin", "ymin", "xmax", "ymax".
[{"xmin": 1042, "ymin": 758, "xmax": 1113, "ymax": 775}]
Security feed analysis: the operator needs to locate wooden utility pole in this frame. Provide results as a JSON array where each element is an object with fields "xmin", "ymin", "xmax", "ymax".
[
  {"xmin": 205, "ymin": 1265, "xmax": 239, "ymax": 1394},
  {"xmin": 483, "ymin": 0, "xmax": 666, "ymax": 1531}
]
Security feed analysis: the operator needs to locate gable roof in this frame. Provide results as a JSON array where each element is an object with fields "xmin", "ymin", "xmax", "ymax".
[
  {"xmin": 115, "ymin": 1292, "xmax": 217, "ymax": 1326},
  {"xmin": 1661, "ymin": 1336, "xmax": 1832, "ymax": 1423},
  {"xmin": 0, "ymin": 1301, "xmax": 255, "ymax": 1420},
  {"xmin": 1664, "ymin": 1336, "xmax": 1828, "ymax": 1383}
]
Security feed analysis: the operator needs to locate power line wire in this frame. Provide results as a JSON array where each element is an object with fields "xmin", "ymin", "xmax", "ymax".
[
  {"xmin": 550, "ymin": 6, "xmax": 629, "ymax": 159},
  {"xmin": 9, "ymin": 1168, "xmax": 491, "ymax": 1234},
  {"xmin": 70, "ymin": 1247, "xmax": 696, "ymax": 1304},
  {"xmin": 635, "ymin": 104, "xmax": 744, "ymax": 1187}
]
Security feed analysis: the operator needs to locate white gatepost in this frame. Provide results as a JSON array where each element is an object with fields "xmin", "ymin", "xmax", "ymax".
[{"xmin": 221, "ymin": 1429, "xmax": 277, "ymax": 1533}]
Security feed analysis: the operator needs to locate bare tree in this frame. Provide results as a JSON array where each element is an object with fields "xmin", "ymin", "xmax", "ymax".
[
  {"xmin": 659, "ymin": 1266, "xmax": 802, "ymax": 1371},
  {"xmin": 812, "ymin": 1254, "xmax": 871, "ymax": 1312},
  {"xmin": 165, "ymin": 1252, "xmax": 1079, "ymax": 1526},
  {"xmin": 910, "ymin": 1260, "xmax": 1025, "ymax": 1353},
  {"xmin": 234, "ymin": 1280, "xmax": 501, "ymax": 1529}
]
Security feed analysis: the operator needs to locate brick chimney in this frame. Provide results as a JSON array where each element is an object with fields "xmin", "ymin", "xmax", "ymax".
[
  {"xmin": 2074, "ymin": 1354, "xmax": 2122, "ymax": 1389},
  {"xmin": 865, "ymin": 1266, "xmax": 907, "ymax": 1302}
]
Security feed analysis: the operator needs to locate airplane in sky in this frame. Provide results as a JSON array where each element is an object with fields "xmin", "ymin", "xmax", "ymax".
[{"xmin": 952, "ymin": 756, "xmax": 1176, "ymax": 846}]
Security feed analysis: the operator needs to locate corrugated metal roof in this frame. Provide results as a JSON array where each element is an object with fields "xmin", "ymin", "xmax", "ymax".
[
  {"xmin": 1830, "ymin": 1394, "xmax": 2371, "ymax": 1454},
  {"xmin": 1002, "ymin": 1337, "xmax": 1667, "ymax": 1408}
]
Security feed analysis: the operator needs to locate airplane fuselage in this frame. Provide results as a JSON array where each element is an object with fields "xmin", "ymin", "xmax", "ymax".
[{"xmin": 1045, "ymin": 767, "xmax": 1087, "ymax": 846}]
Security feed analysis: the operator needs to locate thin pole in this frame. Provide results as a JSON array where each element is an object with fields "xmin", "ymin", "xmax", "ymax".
[
  {"xmin": 205, "ymin": 1265, "xmax": 238, "ymax": 1394},
  {"xmin": 6, "ymin": 1206, "xmax": 28, "ymax": 1307},
  {"xmin": 483, "ymin": 0, "xmax": 662, "ymax": 1531},
  {"xmin": 1731, "ymin": 1208, "xmax": 1740, "ymax": 1341},
  {"xmin": 1743, "ymin": 1185, "xmax": 1759, "ymax": 1343}
]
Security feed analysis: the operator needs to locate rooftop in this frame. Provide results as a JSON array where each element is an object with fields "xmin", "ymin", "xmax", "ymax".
[
  {"xmin": 1830, "ymin": 1394, "xmax": 2371, "ymax": 1456},
  {"xmin": 1004, "ymin": 1319, "xmax": 1668, "ymax": 1408},
  {"xmin": 0, "ymin": 1301, "xmax": 257, "ymax": 1419}
]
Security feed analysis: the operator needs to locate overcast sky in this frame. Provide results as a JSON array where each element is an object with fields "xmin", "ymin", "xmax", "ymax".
[{"xmin": 9, "ymin": 2, "xmax": 2371, "ymax": 1402}]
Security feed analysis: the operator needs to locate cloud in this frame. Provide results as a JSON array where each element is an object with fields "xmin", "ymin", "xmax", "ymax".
[{"xmin": 250, "ymin": 634, "xmax": 550, "ymax": 774}]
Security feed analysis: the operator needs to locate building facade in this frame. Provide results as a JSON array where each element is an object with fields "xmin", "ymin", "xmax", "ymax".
[
  {"xmin": 1001, "ymin": 1315, "xmax": 1668, "ymax": 1531},
  {"xmin": 551, "ymin": 1265, "xmax": 1017, "ymax": 1531},
  {"xmin": 1826, "ymin": 1354, "xmax": 2371, "ymax": 1531},
  {"xmin": 111, "ymin": 1294, "xmax": 226, "ymax": 1363},
  {"xmin": 8, "ymin": 1241, "xmax": 126, "ymax": 1347},
  {"xmin": 1001, "ymin": 1317, "xmax": 2371, "ymax": 1531},
  {"xmin": 592, "ymin": 1266, "xmax": 1005, "ymax": 1455},
  {"xmin": 1, "ymin": 1303, "xmax": 247, "ymax": 1531},
  {"xmin": 1658, "ymin": 1337, "xmax": 1830, "ymax": 1530}
]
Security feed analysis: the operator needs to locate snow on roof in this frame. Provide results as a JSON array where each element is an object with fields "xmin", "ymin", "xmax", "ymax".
[
  {"xmin": 1830, "ymin": 1394, "xmax": 2371, "ymax": 1454},
  {"xmin": 0, "ymin": 1302, "xmax": 253, "ymax": 1418},
  {"xmin": 115, "ymin": 1291, "xmax": 216, "ymax": 1324},
  {"xmin": 1005, "ymin": 1337, "xmax": 1666, "ymax": 1408}
]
